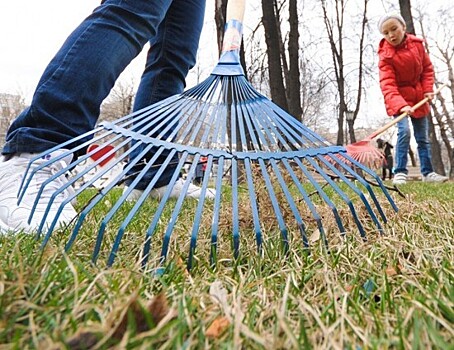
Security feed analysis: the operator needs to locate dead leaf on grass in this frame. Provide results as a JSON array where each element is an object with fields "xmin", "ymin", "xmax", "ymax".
[
  {"xmin": 309, "ymin": 229, "xmax": 321, "ymax": 243},
  {"xmin": 209, "ymin": 281, "xmax": 231, "ymax": 316},
  {"xmin": 64, "ymin": 331, "xmax": 102, "ymax": 350},
  {"xmin": 112, "ymin": 293, "xmax": 170, "ymax": 339},
  {"xmin": 206, "ymin": 316, "xmax": 230, "ymax": 338},
  {"xmin": 345, "ymin": 285, "xmax": 354, "ymax": 292},
  {"xmin": 62, "ymin": 293, "xmax": 170, "ymax": 349},
  {"xmin": 385, "ymin": 266, "xmax": 398, "ymax": 277}
]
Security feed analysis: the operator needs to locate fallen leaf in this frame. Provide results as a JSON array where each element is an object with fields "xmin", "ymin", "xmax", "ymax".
[
  {"xmin": 112, "ymin": 293, "xmax": 169, "ymax": 339},
  {"xmin": 206, "ymin": 316, "xmax": 230, "ymax": 338},
  {"xmin": 385, "ymin": 266, "xmax": 398, "ymax": 277},
  {"xmin": 345, "ymin": 285, "xmax": 354, "ymax": 292},
  {"xmin": 209, "ymin": 281, "xmax": 231, "ymax": 315},
  {"xmin": 309, "ymin": 229, "xmax": 320, "ymax": 243},
  {"xmin": 175, "ymin": 255, "xmax": 190, "ymax": 276},
  {"xmin": 62, "ymin": 294, "xmax": 170, "ymax": 349},
  {"xmin": 65, "ymin": 331, "xmax": 102, "ymax": 350}
]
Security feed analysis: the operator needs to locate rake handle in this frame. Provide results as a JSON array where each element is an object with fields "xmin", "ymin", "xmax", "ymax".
[
  {"xmin": 226, "ymin": 0, "xmax": 246, "ymax": 22},
  {"xmin": 368, "ymin": 83, "xmax": 447, "ymax": 140}
]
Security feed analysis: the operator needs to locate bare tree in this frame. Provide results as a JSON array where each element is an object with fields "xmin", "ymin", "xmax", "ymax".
[
  {"xmin": 99, "ymin": 80, "xmax": 135, "ymax": 122},
  {"xmin": 287, "ymin": 0, "xmax": 303, "ymax": 120},
  {"xmin": 414, "ymin": 5, "xmax": 454, "ymax": 177},
  {"xmin": 0, "ymin": 93, "xmax": 26, "ymax": 144},
  {"xmin": 321, "ymin": 0, "xmax": 369, "ymax": 145},
  {"xmin": 261, "ymin": 0, "xmax": 289, "ymax": 111},
  {"xmin": 399, "ymin": 0, "xmax": 416, "ymax": 34}
]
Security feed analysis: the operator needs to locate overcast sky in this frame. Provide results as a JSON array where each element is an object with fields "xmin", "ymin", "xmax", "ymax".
[{"xmin": 0, "ymin": 0, "xmax": 450, "ymax": 108}]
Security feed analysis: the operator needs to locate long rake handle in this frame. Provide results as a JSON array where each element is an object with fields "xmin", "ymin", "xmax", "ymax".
[
  {"xmin": 368, "ymin": 83, "xmax": 447, "ymax": 140},
  {"xmin": 226, "ymin": 0, "xmax": 246, "ymax": 22}
]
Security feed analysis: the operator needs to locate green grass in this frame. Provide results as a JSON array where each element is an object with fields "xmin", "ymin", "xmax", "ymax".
[{"xmin": 0, "ymin": 181, "xmax": 453, "ymax": 349}]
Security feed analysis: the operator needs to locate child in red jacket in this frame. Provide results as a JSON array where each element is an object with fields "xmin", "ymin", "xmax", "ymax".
[{"xmin": 377, "ymin": 13, "xmax": 448, "ymax": 185}]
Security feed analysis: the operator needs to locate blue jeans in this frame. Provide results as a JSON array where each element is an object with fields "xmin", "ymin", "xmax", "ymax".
[
  {"xmin": 2, "ymin": 0, "xmax": 205, "ymax": 190},
  {"xmin": 394, "ymin": 115, "xmax": 433, "ymax": 176}
]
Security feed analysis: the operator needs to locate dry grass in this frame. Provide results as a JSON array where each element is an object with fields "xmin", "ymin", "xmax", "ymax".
[{"xmin": 0, "ymin": 181, "xmax": 453, "ymax": 349}]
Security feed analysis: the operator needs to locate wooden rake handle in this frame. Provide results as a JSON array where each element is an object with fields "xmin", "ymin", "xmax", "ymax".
[
  {"xmin": 368, "ymin": 83, "xmax": 448, "ymax": 140},
  {"xmin": 226, "ymin": 0, "xmax": 246, "ymax": 22}
]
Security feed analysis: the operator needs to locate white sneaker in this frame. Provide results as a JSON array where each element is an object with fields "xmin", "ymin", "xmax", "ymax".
[
  {"xmin": 392, "ymin": 172, "xmax": 407, "ymax": 185},
  {"xmin": 0, "ymin": 150, "xmax": 77, "ymax": 233},
  {"xmin": 423, "ymin": 172, "xmax": 449, "ymax": 183},
  {"xmin": 123, "ymin": 178, "xmax": 216, "ymax": 201}
]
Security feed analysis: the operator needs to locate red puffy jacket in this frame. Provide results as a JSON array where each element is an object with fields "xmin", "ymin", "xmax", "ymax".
[{"xmin": 378, "ymin": 34, "xmax": 434, "ymax": 118}]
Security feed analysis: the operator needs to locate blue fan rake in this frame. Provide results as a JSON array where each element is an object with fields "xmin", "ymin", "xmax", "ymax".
[{"xmin": 17, "ymin": 0, "xmax": 398, "ymax": 270}]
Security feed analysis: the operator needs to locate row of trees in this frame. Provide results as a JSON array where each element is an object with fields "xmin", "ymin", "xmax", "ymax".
[
  {"xmin": 2, "ymin": 1, "xmax": 451, "ymax": 176},
  {"xmin": 211, "ymin": 0, "xmax": 453, "ymax": 176}
]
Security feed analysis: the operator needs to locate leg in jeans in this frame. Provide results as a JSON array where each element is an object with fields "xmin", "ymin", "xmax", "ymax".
[
  {"xmin": 394, "ymin": 116, "xmax": 411, "ymax": 175},
  {"xmin": 411, "ymin": 116, "xmax": 434, "ymax": 176},
  {"xmin": 125, "ymin": 0, "xmax": 206, "ymax": 190},
  {"xmin": 2, "ymin": 0, "xmax": 174, "ymax": 156}
]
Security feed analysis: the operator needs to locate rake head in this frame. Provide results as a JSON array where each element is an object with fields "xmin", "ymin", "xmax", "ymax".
[
  {"xmin": 18, "ymin": 29, "xmax": 398, "ymax": 271},
  {"xmin": 344, "ymin": 139, "xmax": 385, "ymax": 169}
]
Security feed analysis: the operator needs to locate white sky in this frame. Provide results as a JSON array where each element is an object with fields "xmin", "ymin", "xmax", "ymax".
[{"xmin": 0, "ymin": 0, "xmax": 450, "ymax": 119}]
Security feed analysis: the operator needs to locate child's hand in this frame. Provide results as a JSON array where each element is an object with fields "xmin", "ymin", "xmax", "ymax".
[
  {"xmin": 424, "ymin": 92, "xmax": 434, "ymax": 100},
  {"xmin": 400, "ymin": 105, "xmax": 414, "ymax": 115}
]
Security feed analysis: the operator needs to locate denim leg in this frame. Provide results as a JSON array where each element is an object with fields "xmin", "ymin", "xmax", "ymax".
[
  {"xmin": 411, "ymin": 116, "xmax": 433, "ymax": 176},
  {"xmin": 394, "ymin": 116, "xmax": 411, "ymax": 174},
  {"xmin": 2, "ymin": 0, "xmax": 173, "ymax": 156},
  {"xmin": 125, "ymin": 0, "xmax": 206, "ymax": 190}
]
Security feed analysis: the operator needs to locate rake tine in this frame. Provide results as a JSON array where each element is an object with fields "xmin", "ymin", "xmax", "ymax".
[
  {"xmin": 64, "ymin": 143, "xmax": 155, "ymax": 254},
  {"xmin": 234, "ymin": 98, "xmax": 264, "ymax": 253},
  {"xmin": 238, "ymin": 100, "xmax": 313, "ymax": 249},
  {"xmin": 106, "ymin": 149, "xmax": 181, "ymax": 267},
  {"xmin": 305, "ymin": 157, "xmax": 367, "ymax": 239},
  {"xmin": 230, "ymin": 158, "xmax": 241, "ymax": 259},
  {"xmin": 206, "ymin": 99, "xmax": 230, "ymax": 266},
  {"xmin": 33, "ymin": 138, "xmax": 127, "ymax": 234},
  {"xmin": 209, "ymin": 156, "xmax": 226, "ymax": 267},
  {"xmin": 269, "ymin": 158, "xmax": 310, "ymax": 247},
  {"xmin": 281, "ymin": 159, "xmax": 325, "ymax": 245},
  {"xmin": 139, "ymin": 154, "xmax": 188, "ymax": 268},
  {"xmin": 257, "ymin": 158, "xmax": 290, "ymax": 252},
  {"xmin": 325, "ymin": 153, "xmax": 391, "ymax": 223},
  {"xmin": 318, "ymin": 154, "xmax": 383, "ymax": 233},
  {"xmin": 293, "ymin": 157, "xmax": 345, "ymax": 238},
  {"xmin": 243, "ymin": 159, "xmax": 263, "ymax": 252},
  {"xmin": 186, "ymin": 154, "xmax": 215, "ymax": 270},
  {"xmin": 340, "ymin": 153, "xmax": 399, "ymax": 213},
  {"xmin": 98, "ymin": 147, "xmax": 172, "ymax": 264}
]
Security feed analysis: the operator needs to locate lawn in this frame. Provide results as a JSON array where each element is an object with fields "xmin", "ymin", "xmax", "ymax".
[{"xmin": 0, "ymin": 181, "xmax": 453, "ymax": 349}]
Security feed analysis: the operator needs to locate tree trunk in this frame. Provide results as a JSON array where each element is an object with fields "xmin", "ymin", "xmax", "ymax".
[
  {"xmin": 427, "ymin": 116, "xmax": 445, "ymax": 174},
  {"xmin": 261, "ymin": 0, "xmax": 288, "ymax": 111},
  {"xmin": 287, "ymin": 0, "xmax": 302, "ymax": 121},
  {"xmin": 399, "ymin": 0, "xmax": 415, "ymax": 34},
  {"xmin": 215, "ymin": 0, "xmax": 228, "ymax": 56}
]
